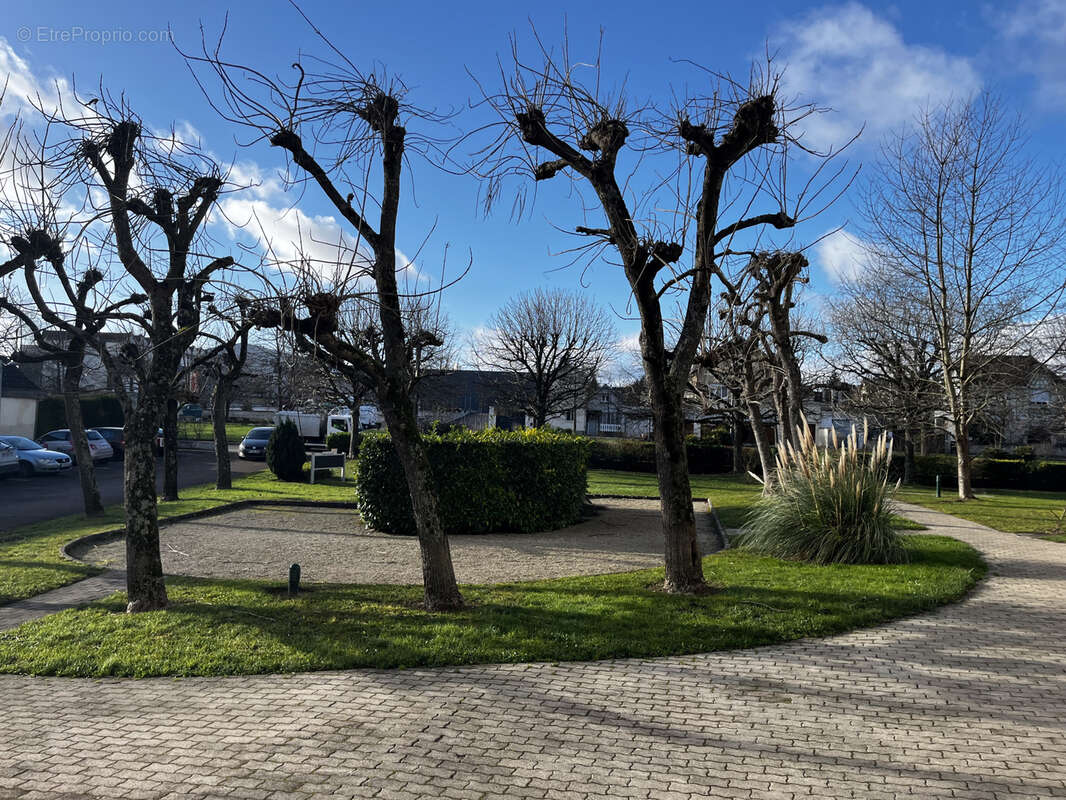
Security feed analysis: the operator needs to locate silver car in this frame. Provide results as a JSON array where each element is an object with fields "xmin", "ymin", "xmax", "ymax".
[
  {"xmin": 38, "ymin": 428, "xmax": 115, "ymax": 463},
  {"xmin": 0, "ymin": 435, "xmax": 74, "ymax": 476},
  {"xmin": 0, "ymin": 440, "xmax": 18, "ymax": 478}
]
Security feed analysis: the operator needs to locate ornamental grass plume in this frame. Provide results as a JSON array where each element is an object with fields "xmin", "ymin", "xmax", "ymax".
[{"xmin": 739, "ymin": 416, "xmax": 907, "ymax": 565}]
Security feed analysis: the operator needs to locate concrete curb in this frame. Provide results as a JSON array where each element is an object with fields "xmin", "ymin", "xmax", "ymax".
[{"xmin": 61, "ymin": 499, "xmax": 360, "ymax": 565}]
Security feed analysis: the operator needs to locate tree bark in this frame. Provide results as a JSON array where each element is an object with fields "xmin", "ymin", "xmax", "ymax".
[
  {"xmin": 213, "ymin": 377, "xmax": 232, "ymax": 490},
  {"xmin": 903, "ymin": 430, "xmax": 916, "ymax": 485},
  {"xmin": 746, "ymin": 399, "xmax": 776, "ymax": 492},
  {"xmin": 61, "ymin": 350, "xmax": 104, "ymax": 517},
  {"xmin": 123, "ymin": 410, "xmax": 168, "ymax": 612},
  {"xmin": 954, "ymin": 421, "xmax": 975, "ymax": 500},
  {"xmin": 380, "ymin": 394, "xmax": 462, "ymax": 611},
  {"xmin": 163, "ymin": 397, "xmax": 179, "ymax": 501},
  {"xmin": 647, "ymin": 371, "xmax": 704, "ymax": 592},
  {"xmin": 730, "ymin": 397, "xmax": 745, "ymax": 474}
]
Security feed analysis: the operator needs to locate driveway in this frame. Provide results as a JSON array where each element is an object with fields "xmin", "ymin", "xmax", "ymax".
[
  {"xmin": 0, "ymin": 503, "xmax": 1064, "ymax": 798},
  {"xmin": 0, "ymin": 448, "xmax": 265, "ymax": 531}
]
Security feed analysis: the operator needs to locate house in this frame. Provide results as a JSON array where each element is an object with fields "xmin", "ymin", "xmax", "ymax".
[
  {"xmin": 539, "ymin": 385, "xmax": 685, "ymax": 439},
  {"xmin": 16, "ymin": 330, "xmax": 147, "ymax": 396},
  {"xmin": 0, "ymin": 361, "xmax": 45, "ymax": 438},
  {"xmin": 413, "ymin": 370, "xmax": 526, "ymax": 430},
  {"xmin": 970, "ymin": 355, "xmax": 1066, "ymax": 452}
]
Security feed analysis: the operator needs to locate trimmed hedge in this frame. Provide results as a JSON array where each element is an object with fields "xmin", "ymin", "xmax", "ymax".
[
  {"xmin": 325, "ymin": 431, "xmax": 361, "ymax": 456},
  {"xmin": 357, "ymin": 428, "xmax": 590, "ymax": 535},
  {"xmin": 890, "ymin": 453, "xmax": 1066, "ymax": 492},
  {"xmin": 588, "ymin": 438, "xmax": 741, "ymax": 473}
]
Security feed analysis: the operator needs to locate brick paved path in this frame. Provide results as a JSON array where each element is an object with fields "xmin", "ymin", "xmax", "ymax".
[{"xmin": 1, "ymin": 502, "xmax": 1064, "ymax": 799}]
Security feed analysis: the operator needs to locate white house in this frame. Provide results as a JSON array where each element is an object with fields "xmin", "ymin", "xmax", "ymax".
[{"xmin": 0, "ymin": 361, "xmax": 45, "ymax": 438}]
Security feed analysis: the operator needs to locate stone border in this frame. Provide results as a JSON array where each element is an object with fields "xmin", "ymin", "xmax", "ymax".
[{"xmin": 61, "ymin": 499, "xmax": 360, "ymax": 564}]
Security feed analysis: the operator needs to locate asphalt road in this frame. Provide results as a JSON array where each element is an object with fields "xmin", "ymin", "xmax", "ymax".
[{"xmin": 0, "ymin": 448, "xmax": 266, "ymax": 531}]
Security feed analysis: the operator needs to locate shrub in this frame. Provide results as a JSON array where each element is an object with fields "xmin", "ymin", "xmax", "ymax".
[
  {"xmin": 266, "ymin": 419, "xmax": 307, "ymax": 482},
  {"xmin": 325, "ymin": 431, "xmax": 360, "ymax": 456},
  {"xmin": 740, "ymin": 424, "xmax": 906, "ymax": 565},
  {"xmin": 587, "ymin": 438, "xmax": 737, "ymax": 473},
  {"xmin": 357, "ymin": 428, "xmax": 590, "ymax": 535}
]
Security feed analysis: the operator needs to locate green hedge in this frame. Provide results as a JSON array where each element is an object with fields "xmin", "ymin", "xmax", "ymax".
[
  {"xmin": 890, "ymin": 453, "xmax": 1066, "ymax": 492},
  {"xmin": 588, "ymin": 438, "xmax": 747, "ymax": 474},
  {"xmin": 34, "ymin": 394, "xmax": 124, "ymax": 436},
  {"xmin": 357, "ymin": 428, "xmax": 590, "ymax": 535}
]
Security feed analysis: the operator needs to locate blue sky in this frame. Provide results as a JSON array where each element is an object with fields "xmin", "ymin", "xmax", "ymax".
[{"xmin": 3, "ymin": 0, "xmax": 1065, "ymax": 358}]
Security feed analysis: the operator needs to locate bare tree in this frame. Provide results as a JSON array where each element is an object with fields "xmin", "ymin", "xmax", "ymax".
[
  {"xmin": 5, "ymin": 91, "xmax": 238, "ymax": 611},
  {"xmin": 863, "ymin": 93, "xmax": 1066, "ymax": 499},
  {"xmin": 472, "ymin": 34, "xmax": 848, "ymax": 592},
  {"xmin": 829, "ymin": 261, "xmax": 941, "ymax": 482},
  {"xmin": 187, "ymin": 21, "xmax": 466, "ymax": 610},
  {"xmin": 476, "ymin": 288, "xmax": 615, "ymax": 427}
]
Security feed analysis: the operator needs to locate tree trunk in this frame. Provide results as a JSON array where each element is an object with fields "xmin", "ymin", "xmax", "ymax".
[
  {"xmin": 746, "ymin": 399, "xmax": 776, "ymax": 492},
  {"xmin": 730, "ymin": 396, "xmax": 745, "ymax": 474},
  {"xmin": 903, "ymin": 432, "xmax": 916, "ymax": 485},
  {"xmin": 954, "ymin": 420, "xmax": 975, "ymax": 500},
  {"xmin": 62, "ymin": 355, "xmax": 104, "ymax": 517},
  {"xmin": 124, "ymin": 412, "xmax": 168, "ymax": 612},
  {"xmin": 381, "ymin": 396, "xmax": 462, "ymax": 611},
  {"xmin": 213, "ymin": 378, "xmax": 232, "ymax": 490},
  {"xmin": 163, "ymin": 397, "xmax": 179, "ymax": 501},
  {"xmin": 647, "ymin": 372, "xmax": 705, "ymax": 593}
]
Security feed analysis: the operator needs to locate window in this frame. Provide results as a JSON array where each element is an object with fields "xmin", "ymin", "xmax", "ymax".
[
  {"xmin": 564, "ymin": 410, "xmax": 574, "ymax": 421},
  {"xmin": 1032, "ymin": 388, "xmax": 1050, "ymax": 405}
]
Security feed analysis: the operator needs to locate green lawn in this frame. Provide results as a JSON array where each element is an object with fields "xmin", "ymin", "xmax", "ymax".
[
  {"xmin": 0, "ymin": 462, "xmax": 356, "ymax": 606},
  {"xmin": 587, "ymin": 470, "xmax": 925, "ymax": 530},
  {"xmin": 897, "ymin": 485, "xmax": 1066, "ymax": 536},
  {"xmin": 176, "ymin": 422, "xmax": 257, "ymax": 443},
  {"xmin": 0, "ymin": 535, "xmax": 984, "ymax": 677}
]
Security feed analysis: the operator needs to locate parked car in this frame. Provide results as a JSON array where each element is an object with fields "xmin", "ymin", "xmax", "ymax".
[
  {"xmin": 0, "ymin": 440, "xmax": 19, "ymax": 478},
  {"xmin": 178, "ymin": 403, "xmax": 203, "ymax": 421},
  {"xmin": 38, "ymin": 429, "xmax": 114, "ymax": 463},
  {"xmin": 0, "ymin": 435, "xmax": 73, "ymax": 476},
  {"xmin": 95, "ymin": 427, "xmax": 126, "ymax": 460},
  {"xmin": 238, "ymin": 427, "xmax": 274, "ymax": 460}
]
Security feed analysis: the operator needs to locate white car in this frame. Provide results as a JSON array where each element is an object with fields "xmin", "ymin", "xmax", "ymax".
[
  {"xmin": 38, "ymin": 429, "xmax": 115, "ymax": 463},
  {"xmin": 0, "ymin": 440, "xmax": 19, "ymax": 478}
]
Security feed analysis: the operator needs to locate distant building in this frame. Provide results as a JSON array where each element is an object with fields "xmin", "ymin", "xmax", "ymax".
[{"xmin": 0, "ymin": 361, "xmax": 45, "ymax": 438}]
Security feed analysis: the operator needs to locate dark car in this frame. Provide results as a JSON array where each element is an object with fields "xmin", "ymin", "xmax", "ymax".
[
  {"xmin": 238, "ymin": 427, "xmax": 274, "ymax": 460},
  {"xmin": 95, "ymin": 427, "xmax": 126, "ymax": 459},
  {"xmin": 178, "ymin": 403, "xmax": 203, "ymax": 421}
]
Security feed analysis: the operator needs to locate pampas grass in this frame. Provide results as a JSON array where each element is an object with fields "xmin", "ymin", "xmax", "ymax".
[{"xmin": 739, "ymin": 417, "xmax": 907, "ymax": 565}]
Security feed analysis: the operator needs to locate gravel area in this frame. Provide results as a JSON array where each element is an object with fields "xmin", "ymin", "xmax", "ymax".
[{"xmin": 74, "ymin": 500, "xmax": 719, "ymax": 585}]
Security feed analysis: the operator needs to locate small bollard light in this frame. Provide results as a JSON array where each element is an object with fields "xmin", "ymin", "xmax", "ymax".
[
  {"xmin": 288, "ymin": 563, "xmax": 301, "ymax": 595},
  {"xmin": 936, "ymin": 474, "xmax": 941, "ymax": 498}
]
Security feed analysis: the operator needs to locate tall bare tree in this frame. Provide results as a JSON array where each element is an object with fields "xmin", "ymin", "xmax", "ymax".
[
  {"xmin": 188, "ymin": 23, "xmax": 466, "ymax": 610},
  {"xmin": 476, "ymin": 287, "xmax": 615, "ymax": 427},
  {"xmin": 863, "ymin": 93, "xmax": 1066, "ymax": 499},
  {"xmin": 829, "ymin": 261, "xmax": 941, "ymax": 482},
  {"xmin": 473, "ymin": 36, "xmax": 847, "ymax": 592}
]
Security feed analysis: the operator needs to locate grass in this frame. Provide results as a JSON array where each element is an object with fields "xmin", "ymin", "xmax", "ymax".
[
  {"xmin": 176, "ymin": 422, "xmax": 257, "ymax": 443},
  {"xmin": 0, "ymin": 462, "xmax": 356, "ymax": 606},
  {"xmin": 897, "ymin": 485, "xmax": 1066, "ymax": 536},
  {"xmin": 587, "ymin": 470, "xmax": 925, "ymax": 531},
  {"xmin": 0, "ymin": 535, "xmax": 985, "ymax": 677}
]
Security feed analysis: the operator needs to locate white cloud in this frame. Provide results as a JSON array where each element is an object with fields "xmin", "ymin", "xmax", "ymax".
[
  {"xmin": 812, "ymin": 229, "xmax": 868, "ymax": 283},
  {"xmin": 999, "ymin": 0, "xmax": 1066, "ymax": 108},
  {"xmin": 775, "ymin": 3, "xmax": 982, "ymax": 150}
]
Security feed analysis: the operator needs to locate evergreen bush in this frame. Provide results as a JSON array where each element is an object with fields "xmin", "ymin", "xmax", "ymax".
[{"xmin": 266, "ymin": 419, "xmax": 307, "ymax": 482}]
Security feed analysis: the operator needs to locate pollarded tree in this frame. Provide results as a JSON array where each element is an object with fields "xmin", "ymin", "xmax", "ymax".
[
  {"xmin": 476, "ymin": 288, "xmax": 616, "ymax": 428},
  {"xmin": 188, "ymin": 25, "xmax": 465, "ymax": 610},
  {"xmin": 864, "ymin": 93, "xmax": 1066, "ymax": 499},
  {"xmin": 7, "ymin": 94, "xmax": 238, "ymax": 611},
  {"xmin": 474, "ymin": 38, "xmax": 848, "ymax": 592}
]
